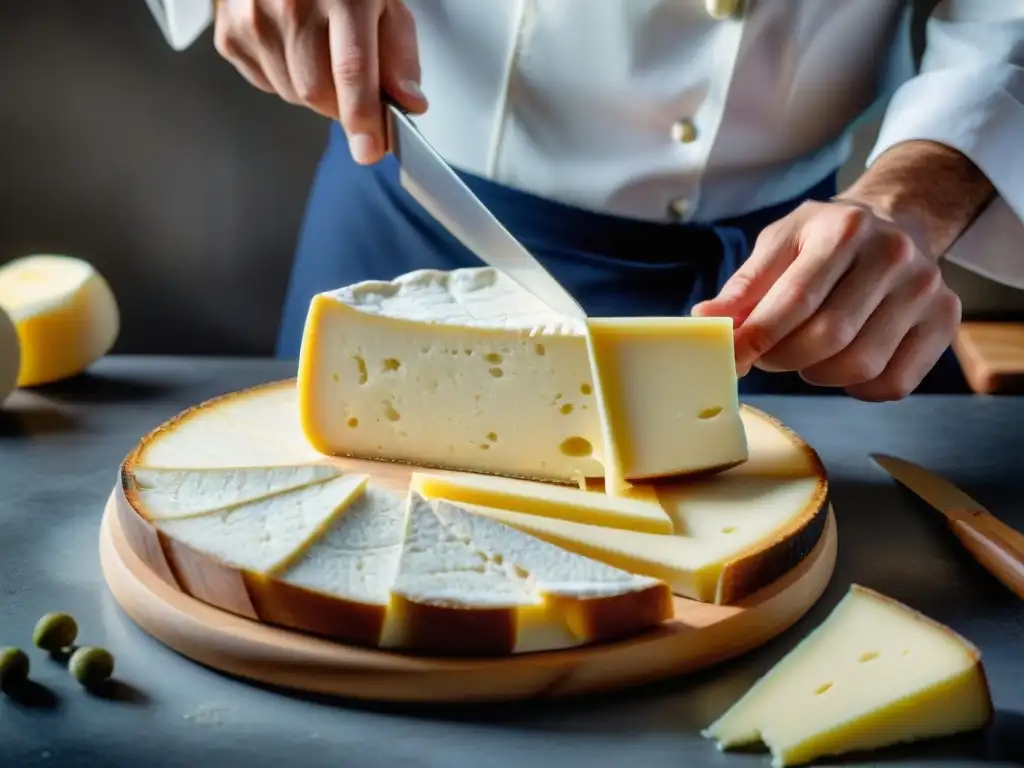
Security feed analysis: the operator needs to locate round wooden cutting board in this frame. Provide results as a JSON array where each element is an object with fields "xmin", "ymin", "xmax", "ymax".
[{"xmin": 99, "ymin": 493, "xmax": 837, "ymax": 703}]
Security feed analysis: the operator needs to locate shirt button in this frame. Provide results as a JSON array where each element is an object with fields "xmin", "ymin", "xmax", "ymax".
[
  {"xmin": 671, "ymin": 118, "xmax": 698, "ymax": 144},
  {"xmin": 705, "ymin": 0, "xmax": 740, "ymax": 19},
  {"xmin": 668, "ymin": 198, "xmax": 690, "ymax": 219}
]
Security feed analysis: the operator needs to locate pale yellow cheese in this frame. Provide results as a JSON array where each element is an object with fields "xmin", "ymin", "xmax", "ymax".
[
  {"xmin": 585, "ymin": 317, "xmax": 748, "ymax": 496},
  {"xmin": 0, "ymin": 255, "xmax": 120, "ymax": 387},
  {"xmin": 702, "ymin": 584, "xmax": 993, "ymax": 767},
  {"xmin": 409, "ymin": 470, "xmax": 673, "ymax": 534},
  {"xmin": 297, "ymin": 268, "xmax": 745, "ymax": 484},
  {"xmin": 0, "ymin": 307, "xmax": 19, "ymax": 405},
  {"xmin": 462, "ymin": 474, "xmax": 824, "ymax": 603}
]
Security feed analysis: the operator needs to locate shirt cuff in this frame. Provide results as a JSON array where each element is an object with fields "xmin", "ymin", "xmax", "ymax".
[{"xmin": 145, "ymin": 0, "xmax": 214, "ymax": 51}]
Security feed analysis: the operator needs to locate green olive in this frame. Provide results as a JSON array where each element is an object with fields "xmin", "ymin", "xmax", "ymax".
[
  {"xmin": 0, "ymin": 647, "xmax": 30, "ymax": 690},
  {"xmin": 68, "ymin": 646, "xmax": 114, "ymax": 689},
  {"xmin": 32, "ymin": 612, "xmax": 78, "ymax": 652}
]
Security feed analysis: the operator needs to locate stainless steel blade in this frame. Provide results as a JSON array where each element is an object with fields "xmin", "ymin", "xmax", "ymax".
[
  {"xmin": 383, "ymin": 101, "xmax": 587, "ymax": 320},
  {"xmin": 870, "ymin": 453, "xmax": 989, "ymax": 519}
]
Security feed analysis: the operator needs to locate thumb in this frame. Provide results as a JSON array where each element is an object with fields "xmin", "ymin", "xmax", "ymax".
[{"xmin": 379, "ymin": 0, "xmax": 428, "ymax": 114}]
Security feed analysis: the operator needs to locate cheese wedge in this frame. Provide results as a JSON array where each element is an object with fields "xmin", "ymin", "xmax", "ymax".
[
  {"xmin": 464, "ymin": 473, "xmax": 826, "ymax": 604},
  {"xmin": 297, "ymin": 267, "xmax": 745, "ymax": 484},
  {"xmin": 381, "ymin": 493, "xmax": 671, "ymax": 655},
  {"xmin": 584, "ymin": 317, "xmax": 748, "ymax": 496},
  {"xmin": 122, "ymin": 464, "xmax": 343, "ymax": 520},
  {"xmin": 0, "ymin": 307, "xmax": 19, "ymax": 405},
  {"xmin": 0, "ymin": 255, "xmax": 120, "ymax": 387},
  {"xmin": 702, "ymin": 585, "xmax": 993, "ymax": 767},
  {"xmin": 254, "ymin": 487, "xmax": 408, "ymax": 646},
  {"xmin": 409, "ymin": 470, "xmax": 673, "ymax": 534}
]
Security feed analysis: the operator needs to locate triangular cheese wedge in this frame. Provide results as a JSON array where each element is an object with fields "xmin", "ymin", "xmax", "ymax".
[
  {"xmin": 0, "ymin": 308, "xmax": 18, "ymax": 406},
  {"xmin": 123, "ymin": 464, "xmax": 343, "ymax": 520},
  {"xmin": 702, "ymin": 585, "xmax": 993, "ymax": 767},
  {"xmin": 381, "ymin": 493, "xmax": 671, "ymax": 655},
  {"xmin": 409, "ymin": 471, "xmax": 673, "ymax": 534}
]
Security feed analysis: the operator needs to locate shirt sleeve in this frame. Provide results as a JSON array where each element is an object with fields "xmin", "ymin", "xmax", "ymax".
[
  {"xmin": 866, "ymin": 0, "xmax": 1024, "ymax": 289},
  {"xmin": 145, "ymin": 0, "xmax": 214, "ymax": 51}
]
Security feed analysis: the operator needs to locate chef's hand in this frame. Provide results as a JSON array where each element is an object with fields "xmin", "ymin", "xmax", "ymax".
[
  {"xmin": 692, "ymin": 141, "xmax": 995, "ymax": 402},
  {"xmin": 213, "ymin": 0, "xmax": 427, "ymax": 164}
]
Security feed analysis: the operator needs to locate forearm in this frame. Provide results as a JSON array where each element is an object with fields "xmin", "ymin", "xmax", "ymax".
[{"xmin": 838, "ymin": 139, "xmax": 996, "ymax": 261}]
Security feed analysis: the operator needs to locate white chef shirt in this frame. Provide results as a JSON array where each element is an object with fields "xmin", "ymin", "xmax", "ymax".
[{"xmin": 148, "ymin": 0, "xmax": 1024, "ymax": 288}]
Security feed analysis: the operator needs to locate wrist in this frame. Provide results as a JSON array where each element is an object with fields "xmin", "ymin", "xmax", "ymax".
[{"xmin": 836, "ymin": 140, "xmax": 996, "ymax": 261}]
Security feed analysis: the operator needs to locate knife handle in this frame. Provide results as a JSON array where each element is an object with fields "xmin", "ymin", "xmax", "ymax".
[{"xmin": 946, "ymin": 507, "xmax": 1024, "ymax": 601}]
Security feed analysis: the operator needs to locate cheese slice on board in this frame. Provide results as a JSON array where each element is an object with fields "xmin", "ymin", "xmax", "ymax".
[
  {"xmin": 409, "ymin": 470, "xmax": 673, "ymax": 534},
  {"xmin": 297, "ymin": 267, "xmax": 745, "ymax": 484},
  {"xmin": 0, "ymin": 254, "xmax": 120, "ymax": 387},
  {"xmin": 381, "ymin": 493, "xmax": 671, "ymax": 656},
  {"xmin": 702, "ymin": 584, "xmax": 993, "ymax": 767},
  {"xmin": 0, "ymin": 307, "xmax": 19, "ymax": 406},
  {"xmin": 123, "ymin": 464, "xmax": 343, "ymax": 520},
  {"xmin": 464, "ymin": 473, "xmax": 826, "ymax": 604},
  {"xmin": 584, "ymin": 317, "xmax": 748, "ymax": 496}
]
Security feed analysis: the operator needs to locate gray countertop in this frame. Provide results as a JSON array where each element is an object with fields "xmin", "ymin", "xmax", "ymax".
[{"xmin": 2, "ymin": 356, "xmax": 1023, "ymax": 768}]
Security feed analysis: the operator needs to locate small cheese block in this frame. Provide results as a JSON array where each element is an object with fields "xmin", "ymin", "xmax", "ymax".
[
  {"xmin": 464, "ymin": 473, "xmax": 827, "ymax": 604},
  {"xmin": 254, "ymin": 487, "xmax": 408, "ymax": 646},
  {"xmin": 380, "ymin": 493, "xmax": 671, "ymax": 656},
  {"xmin": 123, "ymin": 464, "xmax": 343, "ymax": 520},
  {"xmin": 297, "ymin": 267, "xmax": 745, "ymax": 484},
  {"xmin": 409, "ymin": 470, "xmax": 673, "ymax": 534},
  {"xmin": 702, "ymin": 584, "xmax": 993, "ymax": 767},
  {"xmin": 150, "ymin": 474, "xmax": 368, "ymax": 618},
  {"xmin": 584, "ymin": 317, "xmax": 748, "ymax": 496},
  {"xmin": 0, "ymin": 255, "xmax": 120, "ymax": 387},
  {"xmin": 0, "ymin": 307, "xmax": 19, "ymax": 405}
]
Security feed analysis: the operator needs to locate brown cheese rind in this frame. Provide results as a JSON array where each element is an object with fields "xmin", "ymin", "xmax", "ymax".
[
  {"xmin": 386, "ymin": 598, "xmax": 518, "ymax": 657},
  {"xmin": 553, "ymin": 584, "xmax": 674, "ymax": 644}
]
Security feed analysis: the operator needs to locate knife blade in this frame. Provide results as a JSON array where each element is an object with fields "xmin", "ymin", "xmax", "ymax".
[
  {"xmin": 382, "ymin": 98, "xmax": 587, "ymax": 320},
  {"xmin": 871, "ymin": 452, "xmax": 1024, "ymax": 600}
]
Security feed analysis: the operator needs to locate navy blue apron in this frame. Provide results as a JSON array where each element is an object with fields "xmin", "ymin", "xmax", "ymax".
[{"xmin": 277, "ymin": 123, "xmax": 967, "ymax": 396}]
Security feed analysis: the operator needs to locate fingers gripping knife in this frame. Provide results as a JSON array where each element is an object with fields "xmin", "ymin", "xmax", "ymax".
[{"xmin": 381, "ymin": 96, "xmax": 587, "ymax": 320}]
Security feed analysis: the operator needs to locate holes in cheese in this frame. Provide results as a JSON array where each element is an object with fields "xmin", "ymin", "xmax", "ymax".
[
  {"xmin": 0, "ymin": 254, "xmax": 119, "ymax": 387},
  {"xmin": 297, "ymin": 268, "xmax": 746, "ymax": 484},
  {"xmin": 409, "ymin": 471, "xmax": 673, "ymax": 534},
  {"xmin": 380, "ymin": 493, "xmax": 671, "ymax": 656},
  {"xmin": 702, "ymin": 584, "xmax": 992, "ymax": 767},
  {"xmin": 0, "ymin": 308, "xmax": 19, "ymax": 406}
]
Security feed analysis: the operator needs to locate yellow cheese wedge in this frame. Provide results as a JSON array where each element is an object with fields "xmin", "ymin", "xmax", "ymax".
[
  {"xmin": 297, "ymin": 267, "xmax": 745, "ymax": 484},
  {"xmin": 702, "ymin": 584, "xmax": 993, "ymax": 767},
  {"xmin": 465, "ymin": 473, "xmax": 826, "ymax": 604},
  {"xmin": 0, "ymin": 307, "xmax": 19, "ymax": 405},
  {"xmin": 409, "ymin": 470, "xmax": 673, "ymax": 534},
  {"xmin": 0, "ymin": 254, "xmax": 120, "ymax": 387},
  {"xmin": 584, "ymin": 317, "xmax": 748, "ymax": 496}
]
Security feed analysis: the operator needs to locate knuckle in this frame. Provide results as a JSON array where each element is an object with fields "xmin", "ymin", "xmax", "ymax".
[
  {"xmin": 742, "ymin": 325, "xmax": 777, "ymax": 358},
  {"xmin": 332, "ymin": 46, "xmax": 372, "ymax": 86},
  {"xmin": 813, "ymin": 314, "xmax": 858, "ymax": 353},
  {"xmin": 909, "ymin": 265, "xmax": 942, "ymax": 301},
  {"xmin": 786, "ymin": 280, "xmax": 816, "ymax": 316},
  {"xmin": 833, "ymin": 206, "xmax": 867, "ymax": 242},
  {"xmin": 881, "ymin": 229, "xmax": 917, "ymax": 271},
  {"xmin": 294, "ymin": 75, "xmax": 331, "ymax": 106},
  {"xmin": 936, "ymin": 288, "xmax": 963, "ymax": 323},
  {"xmin": 847, "ymin": 354, "xmax": 887, "ymax": 385}
]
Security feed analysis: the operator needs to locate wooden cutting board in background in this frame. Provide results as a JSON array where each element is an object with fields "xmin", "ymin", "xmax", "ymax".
[{"xmin": 954, "ymin": 322, "xmax": 1024, "ymax": 394}]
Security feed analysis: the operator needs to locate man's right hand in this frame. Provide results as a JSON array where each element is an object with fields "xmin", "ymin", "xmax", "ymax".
[{"xmin": 213, "ymin": 0, "xmax": 427, "ymax": 164}]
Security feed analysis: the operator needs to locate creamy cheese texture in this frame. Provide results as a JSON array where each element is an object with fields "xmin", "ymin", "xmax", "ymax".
[
  {"xmin": 0, "ymin": 308, "xmax": 19, "ymax": 405},
  {"xmin": 298, "ymin": 267, "xmax": 745, "ymax": 484},
  {"xmin": 0, "ymin": 255, "xmax": 120, "ymax": 387},
  {"xmin": 702, "ymin": 585, "xmax": 992, "ymax": 767}
]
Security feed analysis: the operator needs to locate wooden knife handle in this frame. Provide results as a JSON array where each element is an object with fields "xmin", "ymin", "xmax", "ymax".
[{"xmin": 946, "ymin": 507, "xmax": 1024, "ymax": 601}]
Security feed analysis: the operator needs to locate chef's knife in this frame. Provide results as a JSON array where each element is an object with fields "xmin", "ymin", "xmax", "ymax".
[
  {"xmin": 382, "ymin": 97, "xmax": 587, "ymax": 320},
  {"xmin": 871, "ymin": 453, "xmax": 1024, "ymax": 600}
]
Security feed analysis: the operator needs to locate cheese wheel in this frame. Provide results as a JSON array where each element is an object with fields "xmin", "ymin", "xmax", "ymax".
[
  {"xmin": 0, "ymin": 307, "xmax": 19, "ymax": 405},
  {"xmin": 0, "ymin": 254, "xmax": 120, "ymax": 387}
]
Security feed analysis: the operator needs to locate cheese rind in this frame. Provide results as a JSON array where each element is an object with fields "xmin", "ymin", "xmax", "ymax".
[
  {"xmin": 409, "ymin": 470, "xmax": 673, "ymax": 534},
  {"xmin": 0, "ymin": 307, "xmax": 19, "ymax": 405},
  {"xmin": 702, "ymin": 584, "xmax": 993, "ymax": 767},
  {"xmin": 297, "ymin": 268, "xmax": 745, "ymax": 484},
  {"xmin": 584, "ymin": 317, "xmax": 748, "ymax": 494},
  {"xmin": 0, "ymin": 255, "xmax": 120, "ymax": 387}
]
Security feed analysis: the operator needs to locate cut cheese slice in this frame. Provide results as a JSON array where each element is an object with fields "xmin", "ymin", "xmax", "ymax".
[
  {"xmin": 381, "ymin": 493, "xmax": 672, "ymax": 655},
  {"xmin": 0, "ymin": 307, "xmax": 19, "ymax": 405},
  {"xmin": 584, "ymin": 317, "xmax": 748, "ymax": 496},
  {"xmin": 122, "ymin": 464, "xmax": 343, "ymax": 520},
  {"xmin": 297, "ymin": 267, "xmax": 745, "ymax": 484},
  {"xmin": 253, "ymin": 487, "xmax": 408, "ymax": 646},
  {"xmin": 462, "ymin": 474, "xmax": 827, "ymax": 604},
  {"xmin": 409, "ymin": 470, "xmax": 673, "ymax": 534},
  {"xmin": 0, "ymin": 254, "xmax": 120, "ymax": 387},
  {"xmin": 141, "ymin": 474, "xmax": 368, "ymax": 618},
  {"xmin": 702, "ymin": 584, "xmax": 992, "ymax": 767}
]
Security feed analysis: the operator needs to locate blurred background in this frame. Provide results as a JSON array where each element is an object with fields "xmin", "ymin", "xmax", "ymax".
[{"xmin": 1, "ymin": 0, "xmax": 1022, "ymax": 357}]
